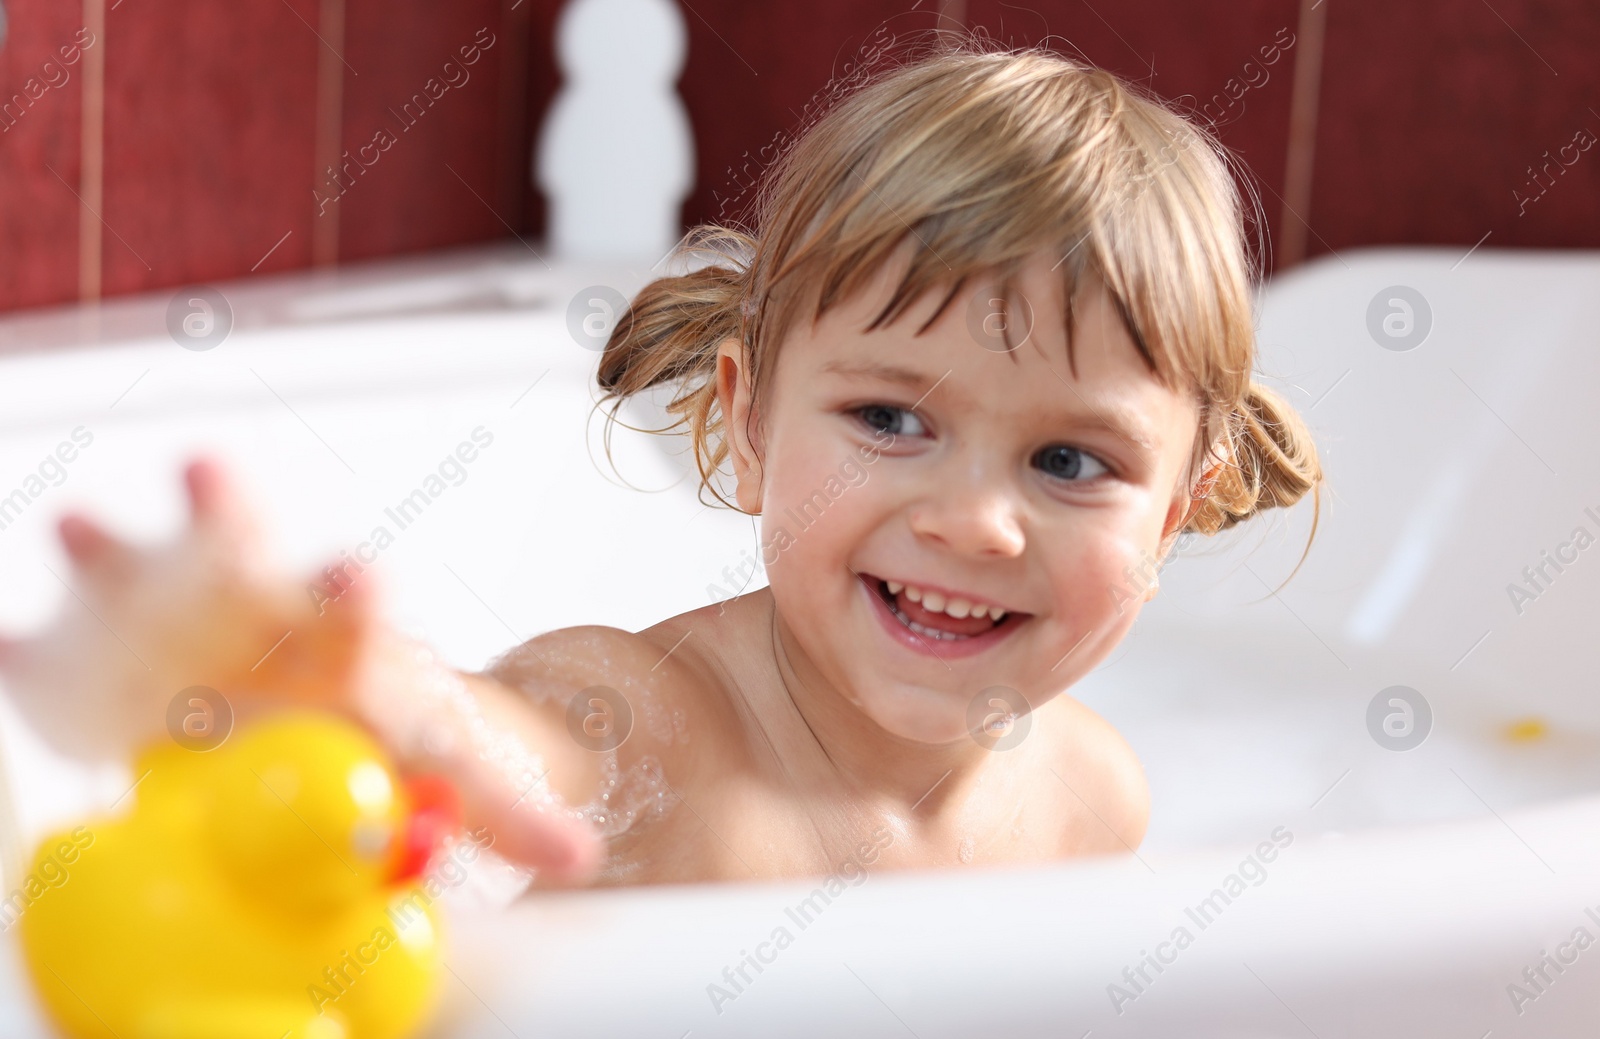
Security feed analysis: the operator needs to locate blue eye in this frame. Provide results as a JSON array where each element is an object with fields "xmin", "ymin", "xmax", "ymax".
[
  {"xmin": 1035, "ymin": 445, "xmax": 1109, "ymax": 482},
  {"xmin": 854, "ymin": 406, "xmax": 1110, "ymax": 483},
  {"xmin": 854, "ymin": 404, "xmax": 927, "ymax": 438}
]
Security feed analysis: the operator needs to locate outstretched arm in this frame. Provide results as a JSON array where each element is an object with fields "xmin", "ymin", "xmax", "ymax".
[
  {"xmin": 349, "ymin": 625, "xmax": 609, "ymax": 881},
  {"xmin": 0, "ymin": 456, "xmax": 603, "ymax": 882}
]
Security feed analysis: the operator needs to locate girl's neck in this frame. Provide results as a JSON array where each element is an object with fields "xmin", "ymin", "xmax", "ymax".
[{"xmin": 763, "ymin": 593, "xmax": 1000, "ymax": 823}]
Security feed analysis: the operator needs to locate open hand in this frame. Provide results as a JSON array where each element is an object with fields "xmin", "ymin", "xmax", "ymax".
[
  {"xmin": 0, "ymin": 457, "xmax": 375, "ymax": 759},
  {"xmin": 0, "ymin": 456, "xmax": 601, "ymax": 882}
]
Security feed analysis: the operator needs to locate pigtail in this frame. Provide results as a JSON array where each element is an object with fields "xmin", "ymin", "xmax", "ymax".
[
  {"xmin": 1190, "ymin": 380, "xmax": 1323, "ymax": 536},
  {"xmin": 595, "ymin": 226, "xmax": 758, "ymax": 510},
  {"xmin": 1190, "ymin": 376, "xmax": 1324, "ymax": 582}
]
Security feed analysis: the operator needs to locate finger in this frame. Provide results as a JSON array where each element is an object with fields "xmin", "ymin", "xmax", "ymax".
[
  {"xmin": 293, "ymin": 566, "xmax": 383, "ymax": 682},
  {"xmin": 58, "ymin": 514, "xmax": 134, "ymax": 571},
  {"xmin": 451, "ymin": 758, "xmax": 603, "ymax": 883},
  {"xmin": 310, "ymin": 554, "xmax": 380, "ymax": 615},
  {"xmin": 302, "ymin": 559, "xmax": 385, "ymax": 651},
  {"xmin": 184, "ymin": 456, "xmax": 262, "ymax": 547},
  {"xmin": 0, "ymin": 633, "xmax": 42, "ymax": 682}
]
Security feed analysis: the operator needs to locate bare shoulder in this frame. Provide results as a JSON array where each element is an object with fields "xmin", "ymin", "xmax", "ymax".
[
  {"xmin": 482, "ymin": 622, "xmax": 748, "ymax": 770},
  {"xmin": 1039, "ymin": 695, "xmax": 1150, "ymax": 855}
]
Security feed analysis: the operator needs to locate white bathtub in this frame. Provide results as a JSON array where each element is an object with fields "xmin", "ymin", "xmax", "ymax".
[{"xmin": 1, "ymin": 243, "xmax": 1597, "ymax": 1037}]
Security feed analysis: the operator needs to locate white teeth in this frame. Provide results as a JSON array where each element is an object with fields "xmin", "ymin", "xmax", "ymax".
[
  {"xmin": 889, "ymin": 600, "xmax": 970, "ymax": 640},
  {"xmin": 907, "ymin": 617, "xmax": 965, "ymax": 640},
  {"xmin": 883, "ymin": 578, "xmax": 1009, "ymax": 622}
]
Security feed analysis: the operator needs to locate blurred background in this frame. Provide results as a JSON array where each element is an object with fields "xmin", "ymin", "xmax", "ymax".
[{"xmin": 0, "ymin": 0, "xmax": 1596, "ymax": 315}]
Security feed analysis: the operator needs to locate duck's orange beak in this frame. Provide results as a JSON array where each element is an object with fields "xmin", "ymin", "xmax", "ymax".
[{"xmin": 390, "ymin": 773, "xmax": 463, "ymax": 883}]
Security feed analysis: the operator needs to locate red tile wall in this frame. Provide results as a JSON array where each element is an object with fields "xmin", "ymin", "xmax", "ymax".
[
  {"xmin": 677, "ymin": 0, "xmax": 1600, "ymax": 264},
  {"xmin": 0, "ymin": 1, "xmax": 91, "ymax": 310},
  {"xmin": 0, "ymin": 0, "xmax": 553, "ymax": 315},
  {"xmin": 0, "ymin": 1, "xmax": 1594, "ymax": 318},
  {"xmin": 676, "ymin": 2, "xmax": 1302, "ymax": 259},
  {"xmin": 100, "ymin": 0, "xmax": 321, "ymax": 294},
  {"xmin": 1312, "ymin": 0, "xmax": 1600, "ymax": 252},
  {"xmin": 338, "ymin": 0, "xmax": 520, "ymax": 262}
]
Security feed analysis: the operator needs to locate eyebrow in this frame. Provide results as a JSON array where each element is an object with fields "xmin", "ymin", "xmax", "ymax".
[
  {"xmin": 821, "ymin": 358, "xmax": 1160, "ymax": 456},
  {"xmin": 820, "ymin": 360, "xmax": 933, "ymax": 389}
]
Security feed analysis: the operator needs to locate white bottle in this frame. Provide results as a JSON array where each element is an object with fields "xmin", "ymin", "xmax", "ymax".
[{"xmin": 537, "ymin": 0, "xmax": 695, "ymax": 262}]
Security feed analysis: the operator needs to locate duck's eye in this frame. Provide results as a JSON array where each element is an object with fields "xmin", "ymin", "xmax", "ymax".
[
  {"xmin": 1035, "ymin": 445, "xmax": 1108, "ymax": 482},
  {"xmin": 854, "ymin": 404, "xmax": 926, "ymax": 438}
]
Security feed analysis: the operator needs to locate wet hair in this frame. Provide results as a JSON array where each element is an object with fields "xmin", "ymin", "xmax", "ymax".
[{"xmin": 596, "ymin": 33, "xmax": 1321, "ymax": 546}]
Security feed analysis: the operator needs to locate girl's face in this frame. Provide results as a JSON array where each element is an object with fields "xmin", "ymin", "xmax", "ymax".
[{"xmin": 718, "ymin": 246, "xmax": 1204, "ymax": 746}]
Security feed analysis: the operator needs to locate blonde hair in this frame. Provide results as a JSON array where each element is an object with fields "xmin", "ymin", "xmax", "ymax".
[{"xmin": 597, "ymin": 35, "xmax": 1321, "ymax": 546}]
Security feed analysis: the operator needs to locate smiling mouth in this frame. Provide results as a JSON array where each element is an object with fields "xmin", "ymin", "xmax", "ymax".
[{"xmin": 862, "ymin": 574, "xmax": 1029, "ymax": 641}]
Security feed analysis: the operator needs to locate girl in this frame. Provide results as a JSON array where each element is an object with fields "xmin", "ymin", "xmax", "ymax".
[{"xmin": 0, "ymin": 39, "xmax": 1321, "ymax": 888}]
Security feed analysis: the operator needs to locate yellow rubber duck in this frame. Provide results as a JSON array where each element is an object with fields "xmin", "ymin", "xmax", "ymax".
[{"xmin": 17, "ymin": 712, "xmax": 452, "ymax": 1039}]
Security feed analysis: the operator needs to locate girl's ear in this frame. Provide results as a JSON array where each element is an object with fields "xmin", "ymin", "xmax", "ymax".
[
  {"xmin": 715, "ymin": 337, "xmax": 764, "ymax": 515},
  {"xmin": 1156, "ymin": 456, "xmax": 1224, "ymax": 559}
]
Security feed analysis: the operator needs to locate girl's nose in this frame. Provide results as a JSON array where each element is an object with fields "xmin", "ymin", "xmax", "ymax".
[{"xmin": 906, "ymin": 481, "xmax": 1026, "ymax": 559}]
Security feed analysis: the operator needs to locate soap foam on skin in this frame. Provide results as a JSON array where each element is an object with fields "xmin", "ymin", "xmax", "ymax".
[
  {"xmin": 379, "ymin": 641, "xmax": 680, "ymax": 891},
  {"xmin": 481, "ymin": 636, "xmax": 686, "ymax": 884}
]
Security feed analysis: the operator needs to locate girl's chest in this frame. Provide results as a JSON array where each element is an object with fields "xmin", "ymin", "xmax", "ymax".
[{"xmin": 598, "ymin": 766, "xmax": 1069, "ymax": 886}]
